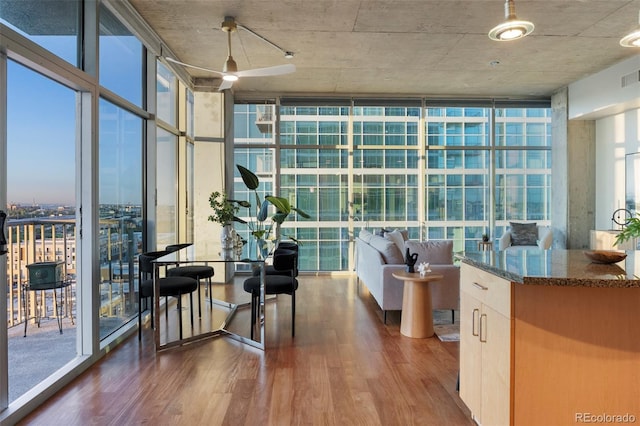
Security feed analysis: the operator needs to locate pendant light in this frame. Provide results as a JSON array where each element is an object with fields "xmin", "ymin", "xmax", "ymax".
[
  {"xmin": 620, "ymin": 11, "xmax": 640, "ymax": 47},
  {"xmin": 488, "ymin": 0, "xmax": 535, "ymax": 41}
]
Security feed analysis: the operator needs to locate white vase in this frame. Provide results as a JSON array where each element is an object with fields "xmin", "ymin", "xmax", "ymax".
[{"xmin": 220, "ymin": 224, "xmax": 235, "ymax": 250}]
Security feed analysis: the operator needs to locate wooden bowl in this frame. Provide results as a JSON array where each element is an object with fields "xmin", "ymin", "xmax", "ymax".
[{"xmin": 583, "ymin": 250, "xmax": 627, "ymax": 264}]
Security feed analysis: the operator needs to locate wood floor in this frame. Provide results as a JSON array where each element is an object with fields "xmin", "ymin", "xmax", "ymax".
[{"xmin": 19, "ymin": 274, "xmax": 473, "ymax": 426}]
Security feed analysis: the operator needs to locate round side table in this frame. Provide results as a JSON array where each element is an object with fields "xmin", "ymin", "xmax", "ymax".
[{"xmin": 392, "ymin": 270, "xmax": 444, "ymax": 338}]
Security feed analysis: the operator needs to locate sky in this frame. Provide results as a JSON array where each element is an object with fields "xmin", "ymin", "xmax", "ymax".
[
  {"xmin": 5, "ymin": 28, "xmax": 144, "ymax": 207},
  {"xmin": 7, "ymin": 59, "xmax": 76, "ymax": 206}
]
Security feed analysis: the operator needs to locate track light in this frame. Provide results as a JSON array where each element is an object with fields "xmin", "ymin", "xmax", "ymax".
[
  {"xmin": 488, "ymin": 0, "xmax": 535, "ymax": 41},
  {"xmin": 620, "ymin": 11, "xmax": 640, "ymax": 47}
]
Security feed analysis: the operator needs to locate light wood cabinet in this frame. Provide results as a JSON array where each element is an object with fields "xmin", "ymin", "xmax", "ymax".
[
  {"xmin": 459, "ymin": 259, "xmax": 640, "ymax": 425},
  {"xmin": 459, "ymin": 263, "xmax": 511, "ymax": 426}
]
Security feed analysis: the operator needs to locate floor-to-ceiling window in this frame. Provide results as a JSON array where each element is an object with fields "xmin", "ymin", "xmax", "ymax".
[
  {"xmin": 234, "ymin": 101, "xmax": 552, "ymax": 271},
  {"xmin": 5, "ymin": 60, "xmax": 78, "ymax": 404},
  {"xmin": 1, "ymin": 1, "xmax": 191, "ymax": 421},
  {"xmin": 98, "ymin": 99, "xmax": 143, "ymax": 338},
  {"xmin": 97, "ymin": 5, "xmax": 145, "ymax": 340}
]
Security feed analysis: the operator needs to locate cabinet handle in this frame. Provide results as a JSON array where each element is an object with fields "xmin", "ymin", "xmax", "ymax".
[
  {"xmin": 473, "ymin": 282, "xmax": 488, "ymax": 290},
  {"xmin": 479, "ymin": 313, "xmax": 487, "ymax": 342},
  {"xmin": 472, "ymin": 308, "xmax": 479, "ymax": 336}
]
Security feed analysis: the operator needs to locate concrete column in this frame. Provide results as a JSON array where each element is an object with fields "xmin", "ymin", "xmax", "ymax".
[
  {"xmin": 193, "ymin": 91, "xmax": 232, "ymax": 281},
  {"xmin": 551, "ymin": 88, "xmax": 596, "ymax": 249}
]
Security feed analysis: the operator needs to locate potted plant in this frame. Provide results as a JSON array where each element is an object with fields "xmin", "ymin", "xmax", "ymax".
[
  {"xmin": 208, "ymin": 191, "xmax": 249, "ymax": 249},
  {"xmin": 614, "ymin": 213, "xmax": 640, "ymax": 248},
  {"xmin": 236, "ymin": 164, "xmax": 310, "ymax": 254}
]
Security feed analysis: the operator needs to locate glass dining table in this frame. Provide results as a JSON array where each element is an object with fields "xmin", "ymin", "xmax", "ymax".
[{"xmin": 151, "ymin": 244, "xmax": 266, "ymax": 351}]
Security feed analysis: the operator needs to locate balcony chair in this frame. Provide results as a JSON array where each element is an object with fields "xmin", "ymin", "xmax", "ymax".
[
  {"xmin": 243, "ymin": 246, "xmax": 299, "ymax": 339},
  {"xmin": 138, "ymin": 250, "xmax": 198, "ymax": 340}
]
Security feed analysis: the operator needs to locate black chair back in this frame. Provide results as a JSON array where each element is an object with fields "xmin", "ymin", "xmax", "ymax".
[
  {"xmin": 272, "ymin": 248, "xmax": 297, "ymax": 274},
  {"xmin": 139, "ymin": 250, "xmax": 169, "ymax": 275}
]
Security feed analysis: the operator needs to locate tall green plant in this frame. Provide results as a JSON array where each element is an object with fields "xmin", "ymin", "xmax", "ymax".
[{"xmin": 236, "ymin": 164, "xmax": 310, "ymax": 241}]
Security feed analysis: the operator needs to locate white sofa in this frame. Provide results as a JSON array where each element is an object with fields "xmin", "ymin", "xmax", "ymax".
[
  {"xmin": 498, "ymin": 223, "xmax": 553, "ymax": 250},
  {"xmin": 355, "ymin": 229, "xmax": 460, "ymax": 323}
]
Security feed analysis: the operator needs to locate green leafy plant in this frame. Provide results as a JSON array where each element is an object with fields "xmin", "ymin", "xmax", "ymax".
[
  {"xmin": 614, "ymin": 213, "xmax": 640, "ymax": 247},
  {"xmin": 207, "ymin": 191, "xmax": 250, "ymax": 226},
  {"xmin": 236, "ymin": 164, "xmax": 310, "ymax": 242}
]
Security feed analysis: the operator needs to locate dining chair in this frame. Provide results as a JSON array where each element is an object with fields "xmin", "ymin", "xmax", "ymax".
[
  {"xmin": 243, "ymin": 247, "xmax": 299, "ymax": 339},
  {"xmin": 252, "ymin": 241, "xmax": 299, "ymax": 277},
  {"xmin": 138, "ymin": 250, "xmax": 198, "ymax": 340}
]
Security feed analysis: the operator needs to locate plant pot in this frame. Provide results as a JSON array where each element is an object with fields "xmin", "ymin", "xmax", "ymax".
[{"xmin": 220, "ymin": 224, "xmax": 236, "ymax": 250}]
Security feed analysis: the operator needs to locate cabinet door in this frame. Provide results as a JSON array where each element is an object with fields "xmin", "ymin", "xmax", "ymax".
[
  {"xmin": 459, "ymin": 290, "xmax": 482, "ymax": 422},
  {"xmin": 480, "ymin": 304, "xmax": 511, "ymax": 426}
]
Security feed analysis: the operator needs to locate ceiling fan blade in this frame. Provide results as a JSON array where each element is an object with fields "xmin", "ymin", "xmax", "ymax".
[
  {"xmin": 235, "ymin": 63, "xmax": 296, "ymax": 78},
  {"xmin": 218, "ymin": 79, "xmax": 234, "ymax": 91},
  {"xmin": 165, "ymin": 57, "xmax": 223, "ymax": 76}
]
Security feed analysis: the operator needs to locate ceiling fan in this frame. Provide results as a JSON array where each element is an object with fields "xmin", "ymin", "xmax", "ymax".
[{"xmin": 166, "ymin": 16, "xmax": 296, "ymax": 91}]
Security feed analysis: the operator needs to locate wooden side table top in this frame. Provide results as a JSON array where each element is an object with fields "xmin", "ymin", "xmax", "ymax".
[{"xmin": 392, "ymin": 270, "xmax": 444, "ymax": 282}]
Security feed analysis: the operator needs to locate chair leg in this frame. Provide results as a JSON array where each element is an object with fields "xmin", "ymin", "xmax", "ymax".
[
  {"xmin": 196, "ymin": 278, "xmax": 202, "ymax": 318},
  {"xmin": 23, "ymin": 287, "xmax": 28, "ymax": 338},
  {"xmin": 138, "ymin": 293, "xmax": 142, "ymax": 340},
  {"xmin": 452, "ymin": 309, "xmax": 455, "ymax": 324},
  {"xmin": 189, "ymin": 292, "xmax": 194, "ymax": 328},
  {"xmin": 177, "ymin": 295, "xmax": 183, "ymax": 340},
  {"xmin": 291, "ymin": 290, "xmax": 296, "ymax": 337}
]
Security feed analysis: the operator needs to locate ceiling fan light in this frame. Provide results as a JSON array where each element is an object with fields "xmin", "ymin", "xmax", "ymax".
[
  {"xmin": 488, "ymin": 0, "xmax": 534, "ymax": 41},
  {"xmin": 223, "ymin": 74, "xmax": 239, "ymax": 82},
  {"xmin": 223, "ymin": 56, "xmax": 238, "ymax": 73},
  {"xmin": 620, "ymin": 12, "xmax": 640, "ymax": 47}
]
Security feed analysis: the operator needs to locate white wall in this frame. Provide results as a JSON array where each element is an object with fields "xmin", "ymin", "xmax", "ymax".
[
  {"xmin": 594, "ymin": 110, "xmax": 640, "ymax": 229},
  {"xmin": 569, "ymin": 56, "xmax": 640, "ymax": 230}
]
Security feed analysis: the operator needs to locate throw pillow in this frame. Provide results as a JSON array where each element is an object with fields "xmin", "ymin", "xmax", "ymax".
[
  {"xmin": 384, "ymin": 230, "xmax": 405, "ymax": 255},
  {"xmin": 509, "ymin": 222, "xmax": 538, "ymax": 246},
  {"xmin": 369, "ymin": 235, "xmax": 405, "ymax": 264},
  {"xmin": 404, "ymin": 240, "xmax": 453, "ymax": 265}
]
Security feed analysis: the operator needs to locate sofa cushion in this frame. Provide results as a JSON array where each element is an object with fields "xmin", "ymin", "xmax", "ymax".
[
  {"xmin": 384, "ymin": 230, "xmax": 406, "ymax": 255},
  {"xmin": 404, "ymin": 240, "xmax": 453, "ymax": 264},
  {"xmin": 369, "ymin": 235, "xmax": 404, "ymax": 264},
  {"xmin": 509, "ymin": 222, "xmax": 538, "ymax": 246}
]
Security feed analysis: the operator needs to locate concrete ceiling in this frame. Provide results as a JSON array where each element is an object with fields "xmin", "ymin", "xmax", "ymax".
[{"xmin": 128, "ymin": 0, "xmax": 640, "ymax": 98}]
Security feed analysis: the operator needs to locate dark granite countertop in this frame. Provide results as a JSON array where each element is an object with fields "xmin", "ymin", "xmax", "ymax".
[{"xmin": 456, "ymin": 249, "xmax": 640, "ymax": 288}]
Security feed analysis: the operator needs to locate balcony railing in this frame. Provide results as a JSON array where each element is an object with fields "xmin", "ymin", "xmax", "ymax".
[{"xmin": 4, "ymin": 217, "xmax": 139, "ymax": 329}]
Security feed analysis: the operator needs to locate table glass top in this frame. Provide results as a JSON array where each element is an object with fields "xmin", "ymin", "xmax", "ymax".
[{"xmin": 153, "ymin": 242, "xmax": 267, "ymax": 264}]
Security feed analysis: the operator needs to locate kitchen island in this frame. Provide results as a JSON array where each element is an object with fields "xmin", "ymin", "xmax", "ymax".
[{"xmin": 457, "ymin": 249, "xmax": 640, "ymax": 426}]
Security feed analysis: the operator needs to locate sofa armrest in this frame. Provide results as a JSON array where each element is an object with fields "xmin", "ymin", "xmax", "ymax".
[
  {"xmin": 498, "ymin": 232, "xmax": 512, "ymax": 250},
  {"xmin": 429, "ymin": 264, "xmax": 460, "ymax": 311},
  {"xmin": 537, "ymin": 227, "xmax": 553, "ymax": 250}
]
